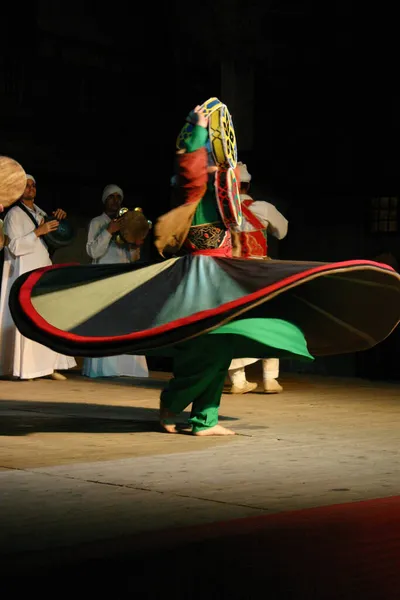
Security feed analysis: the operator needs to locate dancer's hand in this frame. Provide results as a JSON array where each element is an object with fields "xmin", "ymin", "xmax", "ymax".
[{"xmin": 193, "ymin": 105, "xmax": 208, "ymax": 128}]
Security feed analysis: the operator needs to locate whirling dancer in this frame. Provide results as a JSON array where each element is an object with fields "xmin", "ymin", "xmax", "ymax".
[{"xmin": 8, "ymin": 101, "xmax": 400, "ymax": 435}]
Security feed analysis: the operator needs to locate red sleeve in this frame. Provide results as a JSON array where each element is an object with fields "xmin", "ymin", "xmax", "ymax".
[{"xmin": 176, "ymin": 147, "xmax": 208, "ymax": 205}]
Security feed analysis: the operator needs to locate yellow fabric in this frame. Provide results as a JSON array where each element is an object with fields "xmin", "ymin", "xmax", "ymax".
[{"xmin": 31, "ymin": 259, "xmax": 177, "ymax": 331}]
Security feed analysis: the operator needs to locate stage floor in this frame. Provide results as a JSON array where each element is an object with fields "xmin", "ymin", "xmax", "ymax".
[{"xmin": 1, "ymin": 368, "xmax": 400, "ymax": 589}]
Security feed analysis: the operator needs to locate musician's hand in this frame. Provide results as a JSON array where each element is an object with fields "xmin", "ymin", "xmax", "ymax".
[
  {"xmin": 35, "ymin": 219, "xmax": 59, "ymax": 237},
  {"xmin": 131, "ymin": 247, "xmax": 141, "ymax": 262},
  {"xmin": 53, "ymin": 208, "xmax": 67, "ymax": 220},
  {"xmin": 0, "ymin": 204, "xmax": 4, "ymax": 213},
  {"xmin": 193, "ymin": 105, "xmax": 208, "ymax": 128},
  {"xmin": 107, "ymin": 218, "xmax": 121, "ymax": 234}
]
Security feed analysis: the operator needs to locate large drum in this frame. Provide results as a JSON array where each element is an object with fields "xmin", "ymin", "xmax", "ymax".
[
  {"xmin": 0, "ymin": 156, "xmax": 26, "ymax": 208},
  {"xmin": 0, "ymin": 156, "xmax": 27, "ymax": 249},
  {"xmin": 215, "ymin": 168, "xmax": 242, "ymax": 228}
]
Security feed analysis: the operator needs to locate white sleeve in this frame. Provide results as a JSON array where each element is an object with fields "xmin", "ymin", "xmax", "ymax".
[
  {"xmin": 4, "ymin": 209, "xmax": 41, "ymax": 257},
  {"xmin": 249, "ymin": 201, "xmax": 288, "ymax": 240},
  {"xmin": 86, "ymin": 218, "xmax": 112, "ymax": 260},
  {"xmin": 0, "ymin": 220, "xmax": 4, "ymax": 250}
]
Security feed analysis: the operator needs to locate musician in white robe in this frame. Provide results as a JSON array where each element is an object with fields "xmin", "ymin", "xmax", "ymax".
[
  {"xmin": 0, "ymin": 203, "xmax": 4, "ymax": 249},
  {"xmin": 228, "ymin": 163, "xmax": 288, "ymax": 394},
  {"xmin": 0, "ymin": 175, "xmax": 77, "ymax": 380},
  {"xmin": 82, "ymin": 184, "xmax": 149, "ymax": 378}
]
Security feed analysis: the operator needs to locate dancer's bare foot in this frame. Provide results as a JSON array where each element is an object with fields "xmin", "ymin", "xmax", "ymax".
[
  {"xmin": 194, "ymin": 424, "xmax": 236, "ymax": 436},
  {"xmin": 159, "ymin": 401, "xmax": 178, "ymax": 434},
  {"xmin": 161, "ymin": 422, "xmax": 178, "ymax": 434}
]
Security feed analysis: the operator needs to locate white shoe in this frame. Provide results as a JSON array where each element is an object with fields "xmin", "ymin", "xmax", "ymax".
[
  {"xmin": 229, "ymin": 381, "xmax": 258, "ymax": 394},
  {"xmin": 50, "ymin": 371, "xmax": 67, "ymax": 381},
  {"xmin": 263, "ymin": 378, "xmax": 283, "ymax": 394}
]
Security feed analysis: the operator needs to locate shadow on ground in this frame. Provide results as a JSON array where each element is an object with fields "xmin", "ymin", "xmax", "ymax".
[{"xmin": 0, "ymin": 400, "xmax": 237, "ymax": 436}]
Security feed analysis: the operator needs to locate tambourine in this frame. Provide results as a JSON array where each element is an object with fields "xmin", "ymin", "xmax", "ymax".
[
  {"xmin": 176, "ymin": 97, "xmax": 223, "ymax": 151},
  {"xmin": 114, "ymin": 207, "xmax": 152, "ymax": 247},
  {"xmin": 215, "ymin": 168, "xmax": 242, "ymax": 228}
]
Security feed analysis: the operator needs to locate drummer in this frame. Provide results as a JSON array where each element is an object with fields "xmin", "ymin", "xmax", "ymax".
[
  {"xmin": 82, "ymin": 184, "xmax": 149, "ymax": 379},
  {"xmin": 0, "ymin": 174, "xmax": 76, "ymax": 380},
  {"xmin": 228, "ymin": 163, "xmax": 288, "ymax": 394}
]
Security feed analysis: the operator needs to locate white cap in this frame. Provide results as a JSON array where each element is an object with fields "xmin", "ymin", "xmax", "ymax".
[
  {"xmin": 237, "ymin": 162, "xmax": 251, "ymax": 183},
  {"xmin": 102, "ymin": 184, "xmax": 124, "ymax": 204},
  {"xmin": 25, "ymin": 174, "xmax": 36, "ymax": 183}
]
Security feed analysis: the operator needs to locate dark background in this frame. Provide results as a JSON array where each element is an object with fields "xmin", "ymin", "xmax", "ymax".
[{"xmin": 1, "ymin": 1, "xmax": 400, "ymax": 378}]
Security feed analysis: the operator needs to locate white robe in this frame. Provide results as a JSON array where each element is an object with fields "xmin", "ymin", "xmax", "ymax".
[
  {"xmin": 229, "ymin": 195, "xmax": 288, "ymax": 372},
  {"xmin": 82, "ymin": 213, "xmax": 149, "ymax": 379},
  {"xmin": 233, "ymin": 194, "xmax": 288, "ymax": 238},
  {"xmin": 0, "ymin": 204, "xmax": 77, "ymax": 379}
]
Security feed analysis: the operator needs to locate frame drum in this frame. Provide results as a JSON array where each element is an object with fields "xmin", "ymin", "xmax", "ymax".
[
  {"xmin": 176, "ymin": 97, "xmax": 223, "ymax": 151},
  {"xmin": 209, "ymin": 104, "xmax": 237, "ymax": 169},
  {"xmin": 215, "ymin": 168, "xmax": 242, "ymax": 228}
]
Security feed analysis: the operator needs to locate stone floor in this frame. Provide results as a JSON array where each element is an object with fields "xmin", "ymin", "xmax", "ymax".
[{"xmin": 1, "ymin": 368, "xmax": 400, "ymax": 579}]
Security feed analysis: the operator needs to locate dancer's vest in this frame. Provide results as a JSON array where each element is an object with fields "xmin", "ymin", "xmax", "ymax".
[{"xmin": 239, "ymin": 199, "xmax": 268, "ymax": 259}]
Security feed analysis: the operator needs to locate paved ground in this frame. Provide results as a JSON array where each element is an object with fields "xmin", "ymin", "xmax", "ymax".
[{"xmin": 1, "ymin": 367, "xmax": 400, "ymax": 581}]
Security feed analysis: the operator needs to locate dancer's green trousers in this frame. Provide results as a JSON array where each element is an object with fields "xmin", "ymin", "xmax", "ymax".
[
  {"xmin": 159, "ymin": 318, "xmax": 314, "ymax": 434},
  {"xmin": 160, "ymin": 335, "xmax": 232, "ymax": 433}
]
